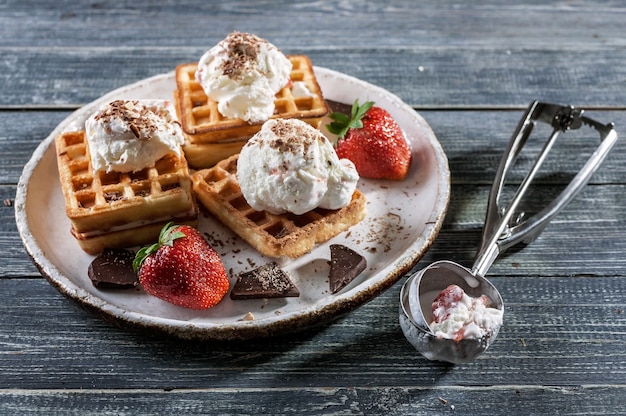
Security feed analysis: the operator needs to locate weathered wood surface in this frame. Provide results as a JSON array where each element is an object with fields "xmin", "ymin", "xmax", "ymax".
[
  {"xmin": 6, "ymin": 48, "xmax": 626, "ymax": 109},
  {"xmin": 3, "ymin": 0, "xmax": 626, "ymax": 415}
]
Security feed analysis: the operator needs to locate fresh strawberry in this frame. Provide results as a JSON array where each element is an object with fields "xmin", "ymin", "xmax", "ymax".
[
  {"xmin": 327, "ymin": 100, "xmax": 412, "ymax": 180},
  {"xmin": 133, "ymin": 222, "xmax": 230, "ymax": 310}
]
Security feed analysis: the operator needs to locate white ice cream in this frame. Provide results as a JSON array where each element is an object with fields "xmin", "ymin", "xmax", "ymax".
[
  {"xmin": 237, "ymin": 118, "xmax": 359, "ymax": 215},
  {"xmin": 195, "ymin": 32, "xmax": 292, "ymax": 123},
  {"xmin": 85, "ymin": 99, "xmax": 184, "ymax": 173},
  {"xmin": 430, "ymin": 285, "xmax": 503, "ymax": 341}
]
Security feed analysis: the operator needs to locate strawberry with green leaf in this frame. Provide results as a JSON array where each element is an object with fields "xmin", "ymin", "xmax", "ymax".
[
  {"xmin": 327, "ymin": 100, "xmax": 412, "ymax": 180},
  {"xmin": 133, "ymin": 222, "xmax": 230, "ymax": 310}
]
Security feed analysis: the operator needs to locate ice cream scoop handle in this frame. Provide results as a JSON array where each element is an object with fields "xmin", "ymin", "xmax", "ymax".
[{"xmin": 471, "ymin": 101, "xmax": 618, "ymax": 278}]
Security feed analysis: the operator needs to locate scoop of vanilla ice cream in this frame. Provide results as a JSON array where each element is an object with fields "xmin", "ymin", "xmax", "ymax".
[
  {"xmin": 85, "ymin": 99, "xmax": 184, "ymax": 173},
  {"xmin": 195, "ymin": 32, "xmax": 292, "ymax": 123},
  {"xmin": 237, "ymin": 118, "xmax": 359, "ymax": 215}
]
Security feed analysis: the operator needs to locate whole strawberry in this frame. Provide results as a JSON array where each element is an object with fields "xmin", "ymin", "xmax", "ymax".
[
  {"xmin": 133, "ymin": 222, "xmax": 230, "ymax": 310},
  {"xmin": 327, "ymin": 100, "xmax": 412, "ymax": 180}
]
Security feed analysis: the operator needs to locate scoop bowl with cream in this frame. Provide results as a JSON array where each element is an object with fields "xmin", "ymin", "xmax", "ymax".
[{"xmin": 430, "ymin": 284, "xmax": 503, "ymax": 341}]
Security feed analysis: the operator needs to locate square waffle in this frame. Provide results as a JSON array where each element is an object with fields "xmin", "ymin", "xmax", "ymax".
[
  {"xmin": 192, "ymin": 154, "xmax": 366, "ymax": 258},
  {"xmin": 174, "ymin": 55, "xmax": 330, "ymax": 168},
  {"xmin": 55, "ymin": 130, "xmax": 198, "ymax": 254}
]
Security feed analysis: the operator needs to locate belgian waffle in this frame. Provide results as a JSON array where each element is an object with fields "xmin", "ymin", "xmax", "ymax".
[
  {"xmin": 192, "ymin": 154, "xmax": 366, "ymax": 258},
  {"xmin": 55, "ymin": 130, "xmax": 198, "ymax": 254},
  {"xmin": 174, "ymin": 55, "xmax": 329, "ymax": 168}
]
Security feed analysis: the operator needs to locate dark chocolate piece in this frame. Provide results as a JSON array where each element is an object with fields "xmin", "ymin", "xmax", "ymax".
[
  {"xmin": 88, "ymin": 248, "xmax": 139, "ymax": 289},
  {"xmin": 329, "ymin": 244, "xmax": 367, "ymax": 294},
  {"xmin": 230, "ymin": 262, "xmax": 300, "ymax": 300},
  {"xmin": 326, "ymin": 99, "xmax": 353, "ymax": 116}
]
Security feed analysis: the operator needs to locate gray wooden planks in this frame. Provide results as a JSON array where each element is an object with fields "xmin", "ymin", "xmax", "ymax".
[
  {"xmin": 3, "ymin": 48, "xmax": 626, "ymax": 108},
  {"xmin": 1, "ymin": 277, "xmax": 625, "ymax": 389},
  {"xmin": 3, "ymin": 0, "xmax": 626, "ymax": 414}
]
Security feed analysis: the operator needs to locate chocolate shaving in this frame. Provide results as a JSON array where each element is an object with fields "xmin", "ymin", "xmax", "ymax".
[
  {"xmin": 221, "ymin": 32, "xmax": 264, "ymax": 79},
  {"xmin": 93, "ymin": 100, "xmax": 168, "ymax": 140},
  {"xmin": 129, "ymin": 123, "xmax": 140, "ymax": 138}
]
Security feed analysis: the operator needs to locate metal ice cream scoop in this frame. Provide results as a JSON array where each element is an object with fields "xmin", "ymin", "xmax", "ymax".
[{"xmin": 400, "ymin": 101, "xmax": 618, "ymax": 364}]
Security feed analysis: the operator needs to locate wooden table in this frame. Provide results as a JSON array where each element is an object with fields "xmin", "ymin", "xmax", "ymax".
[{"xmin": 3, "ymin": 1, "xmax": 625, "ymax": 414}]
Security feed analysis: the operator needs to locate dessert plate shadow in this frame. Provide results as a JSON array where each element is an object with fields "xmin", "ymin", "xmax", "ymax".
[{"xmin": 15, "ymin": 68, "xmax": 450, "ymax": 341}]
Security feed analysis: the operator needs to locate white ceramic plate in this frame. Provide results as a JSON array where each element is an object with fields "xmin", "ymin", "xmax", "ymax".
[{"xmin": 15, "ymin": 68, "xmax": 450, "ymax": 340}]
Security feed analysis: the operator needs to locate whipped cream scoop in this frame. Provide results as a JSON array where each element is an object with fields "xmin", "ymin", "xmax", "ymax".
[
  {"xmin": 195, "ymin": 32, "xmax": 292, "ymax": 123},
  {"xmin": 85, "ymin": 99, "xmax": 183, "ymax": 173},
  {"xmin": 429, "ymin": 284, "xmax": 503, "ymax": 341},
  {"xmin": 237, "ymin": 118, "xmax": 359, "ymax": 215}
]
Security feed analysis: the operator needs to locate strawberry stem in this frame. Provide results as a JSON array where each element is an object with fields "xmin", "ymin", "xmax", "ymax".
[
  {"xmin": 132, "ymin": 222, "xmax": 185, "ymax": 273},
  {"xmin": 326, "ymin": 99, "xmax": 375, "ymax": 139}
]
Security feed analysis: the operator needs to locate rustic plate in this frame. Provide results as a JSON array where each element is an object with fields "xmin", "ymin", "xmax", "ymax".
[{"xmin": 15, "ymin": 68, "xmax": 450, "ymax": 341}]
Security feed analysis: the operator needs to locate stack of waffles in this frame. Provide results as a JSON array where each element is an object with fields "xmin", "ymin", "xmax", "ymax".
[
  {"xmin": 54, "ymin": 33, "xmax": 366, "ymax": 259},
  {"xmin": 174, "ymin": 55, "xmax": 330, "ymax": 168},
  {"xmin": 55, "ymin": 131, "xmax": 197, "ymax": 254},
  {"xmin": 192, "ymin": 154, "xmax": 367, "ymax": 258}
]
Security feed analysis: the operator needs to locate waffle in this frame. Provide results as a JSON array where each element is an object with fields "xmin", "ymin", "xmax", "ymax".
[
  {"xmin": 174, "ymin": 55, "xmax": 329, "ymax": 168},
  {"xmin": 55, "ymin": 130, "xmax": 198, "ymax": 254},
  {"xmin": 192, "ymin": 154, "xmax": 366, "ymax": 258}
]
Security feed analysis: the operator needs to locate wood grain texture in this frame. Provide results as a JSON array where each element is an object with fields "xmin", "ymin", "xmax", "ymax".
[
  {"xmin": 3, "ymin": 48, "xmax": 626, "ymax": 108},
  {"xmin": 2, "ymin": 1, "xmax": 626, "ymax": 49},
  {"xmin": 1, "ymin": 386, "xmax": 625, "ymax": 415},
  {"xmin": 4, "ymin": 0, "xmax": 626, "ymax": 414},
  {"xmin": 1, "ymin": 277, "xmax": 625, "ymax": 389}
]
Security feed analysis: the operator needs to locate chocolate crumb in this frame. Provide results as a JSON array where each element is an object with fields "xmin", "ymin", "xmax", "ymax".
[{"xmin": 240, "ymin": 312, "xmax": 255, "ymax": 321}]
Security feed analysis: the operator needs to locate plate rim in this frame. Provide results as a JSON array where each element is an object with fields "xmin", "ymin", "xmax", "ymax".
[{"xmin": 14, "ymin": 67, "xmax": 450, "ymax": 341}]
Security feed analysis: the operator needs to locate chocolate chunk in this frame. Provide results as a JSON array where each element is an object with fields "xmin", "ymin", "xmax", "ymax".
[
  {"xmin": 230, "ymin": 262, "xmax": 299, "ymax": 300},
  {"xmin": 329, "ymin": 244, "xmax": 367, "ymax": 294},
  {"xmin": 88, "ymin": 248, "xmax": 139, "ymax": 289},
  {"xmin": 326, "ymin": 100, "xmax": 353, "ymax": 116}
]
